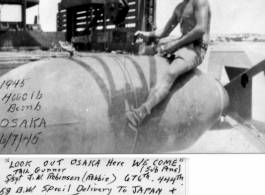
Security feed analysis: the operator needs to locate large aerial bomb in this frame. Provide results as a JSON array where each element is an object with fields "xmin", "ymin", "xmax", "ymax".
[{"xmin": 0, "ymin": 54, "xmax": 229, "ymax": 153}]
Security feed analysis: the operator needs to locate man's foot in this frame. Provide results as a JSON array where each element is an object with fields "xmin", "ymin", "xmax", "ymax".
[{"xmin": 126, "ymin": 106, "xmax": 148, "ymax": 127}]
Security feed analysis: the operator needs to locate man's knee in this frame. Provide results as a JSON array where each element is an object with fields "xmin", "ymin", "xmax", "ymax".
[
  {"xmin": 165, "ymin": 61, "xmax": 186, "ymax": 82},
  {"xmin": 164, "ymin": 71, "xmax": 177, "ymax": 85},
  {"xmin": 159, "ymin": 77, "xmax": 174, "ymax": 95},
  {"xmin": 168, "ymin": 58, "xmax": 189, "ymax": 77}
]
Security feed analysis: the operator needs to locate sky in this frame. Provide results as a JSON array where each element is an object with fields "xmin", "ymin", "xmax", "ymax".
[
  {"xmin": 0, "ymin": 0, "xmax": 265, "ymax": 34},
  {"xmin": 157, "ymin": 0, "xmax": 265, "ymax": 35}
]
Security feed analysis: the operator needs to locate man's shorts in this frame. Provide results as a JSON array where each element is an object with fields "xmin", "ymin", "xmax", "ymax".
[{"xmin": 172, "ymin": 43, "xmax": 206, "ymax": 71}]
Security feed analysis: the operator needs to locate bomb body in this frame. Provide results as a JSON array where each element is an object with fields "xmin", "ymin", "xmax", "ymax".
[{"xmin": 0, "ymin": 54, "xmax": 228, "ymax": 153}]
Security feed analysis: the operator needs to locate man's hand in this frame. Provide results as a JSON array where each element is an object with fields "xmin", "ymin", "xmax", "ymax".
[
  {"xmin": 156, "ymin": 39, "xmax": 179, "ymax": 56},
  {"xmin": 156, "ymin": 45, "xmax": 167, "ymax": 56},
  {"xmin": 157, "ymin": 36, "xmax": 178, "ymax": 47},
  {"xmin": 135, "ymin": 31, "xmax": 151, "ymax": 43},
  {"xmin": 163, "ymin": 41, "xmax": 179, "ymax": 54},
  {"xmin": 156, "ymin": 36, "xmax": 180, "ymax": 55}
]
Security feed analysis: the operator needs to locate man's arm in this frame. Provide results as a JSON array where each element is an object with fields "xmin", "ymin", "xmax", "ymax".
[
  {"xmin": 153, "ymin": 7, "xmax": 179, "ymax": 39},
  {"xmin": 163, "ymin": 0, "xmax": 210, "ymax": 53},
  {"xmin": 135, "ymin": 5, "xmax": 180, "ymax": 42}
]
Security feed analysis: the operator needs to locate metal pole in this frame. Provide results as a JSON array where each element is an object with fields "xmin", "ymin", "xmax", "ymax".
[
  {"xmin": 103, "ymin": 6, "xmax": 106, "ymax": 50},
  {"xmin": 21, "ymin": 0, "xmax": 27, "ymax": 31}
]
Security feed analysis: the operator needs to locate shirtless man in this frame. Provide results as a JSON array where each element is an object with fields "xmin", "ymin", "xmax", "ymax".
[{"xmin": 126, "ymin": 0, "xmax": 211, "ymax": 127}]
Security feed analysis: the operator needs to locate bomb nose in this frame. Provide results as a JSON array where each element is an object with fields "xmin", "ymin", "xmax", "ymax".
[
  {"xmin": 222, "ymin": 87, "xmax": 230, "ymax": 116},
  {"xmin": 215, "ymin": 80, "xmax": 230, "ymax": 117}
]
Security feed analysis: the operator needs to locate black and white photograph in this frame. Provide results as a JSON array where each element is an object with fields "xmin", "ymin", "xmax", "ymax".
[
  {"xmin": 1, "ymin": 1, "xmax": 265, "ymax": 195},
  {"xmin": 0, "ymin": 0, "xmax": 265, "ymax": 154}
]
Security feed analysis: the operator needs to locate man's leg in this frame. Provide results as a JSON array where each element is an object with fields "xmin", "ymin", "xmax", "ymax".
[{"xmin": 126, "ymin": 58, "xmax": 189, "ymax": 126}]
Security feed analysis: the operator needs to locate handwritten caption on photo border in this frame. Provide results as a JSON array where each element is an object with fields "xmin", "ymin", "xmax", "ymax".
[{"xmin": 0, "ymin": 158, "xmax": 189, "ymax": 195}]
